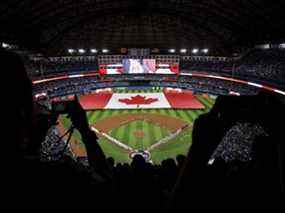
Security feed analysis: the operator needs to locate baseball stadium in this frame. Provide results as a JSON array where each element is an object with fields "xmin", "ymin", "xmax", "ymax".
[{"xmin": 1, "ymin": 0, "xmax": 285, "ymax": 208}]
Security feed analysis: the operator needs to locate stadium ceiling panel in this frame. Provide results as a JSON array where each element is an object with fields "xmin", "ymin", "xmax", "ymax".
[{"xmin": 0, "ymin": 0, "xmax": 285, "ymax": 54}]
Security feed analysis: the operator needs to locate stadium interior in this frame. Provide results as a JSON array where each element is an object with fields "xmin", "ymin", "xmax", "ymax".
[{"xmin": 1, "ymin": 0, "xmax": 285, "ymax": 208}]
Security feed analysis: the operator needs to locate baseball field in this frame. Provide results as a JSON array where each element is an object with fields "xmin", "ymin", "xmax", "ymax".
[{"xmin": 59, "ymin": 88, "xmax": 215, "ymax": 164}]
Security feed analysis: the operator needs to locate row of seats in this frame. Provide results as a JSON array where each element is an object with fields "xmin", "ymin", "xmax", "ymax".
[
  {"xmin": 33, "ymin": 75, "xmax": 259, "ymax": 98},
  {"xmin": 181, "ymin": 49, "xmax": 285, "ymax": 85}
]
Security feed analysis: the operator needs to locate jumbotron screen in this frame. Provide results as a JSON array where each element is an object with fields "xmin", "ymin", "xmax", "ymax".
[
  {"xmin": 99, "ymin": 60, "xmax": 179, "ymax": 75},
  {"xmin": 123, "ymin": 59, "xmax": 156, "ymax": 74}
]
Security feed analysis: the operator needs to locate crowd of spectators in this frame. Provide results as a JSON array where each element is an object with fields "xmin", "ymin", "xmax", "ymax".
[
  {"xmin": 40, "ymin": 127, "xmax": 72, "ymax": 162},
  {"xmin": 180, "ymin": 57, "xmax": 234, "ymax": 73},
  {"xmin": 33, "ymin": 74, "xmax": 259, "ymax": 98},
  {"xmin": 1, "ymin": 49, "xmax": 284, "ymax": 208},
  {"xmin": 171, "ymin": 94, "xmax": 285, "ymax": 208},
  {"xmin": 30, "ymin": 89, "xmax": 285, "ymax": 208},
  {"xmin": 26, "ymin": 48, "xmax": 285, "ymax": 92},
  {"xmin": 177, "ymin": 76, "xmax": 259, "ymax": 95},
  {"xmin": 235, "ymin": 49, "xmax": 285, "ymax": 83},
  {"xmin": 209, "ymin": 122, "xmax": 268, "ymax": 163},
  {"xmin": 31, "ymin": 56, "xmax": 99, "ymax": 77},
  {"xmin": 28, "ymin": 110, "xmax": 187, "ymax": 207},
  {"xmin": 27, "ymin": 48, "xmax": 285, "ymax": 91},
  {"xmin": 181, "ymin": 48, "xmax": 285, "ymax": 87}
]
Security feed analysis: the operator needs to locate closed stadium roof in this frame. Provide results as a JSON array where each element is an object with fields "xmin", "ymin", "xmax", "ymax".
[{"xmin": 1, "ymin": 0, "xmax": 285, "ymax": 54}]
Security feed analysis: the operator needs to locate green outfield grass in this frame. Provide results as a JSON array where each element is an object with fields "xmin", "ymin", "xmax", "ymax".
[
  {"xmin": 60, "ymin": 90, "xmax": 215, "ymax": 164},
  {"xmin": 109, "ymin": 120, "xmax": 170, "ymax": 150}
]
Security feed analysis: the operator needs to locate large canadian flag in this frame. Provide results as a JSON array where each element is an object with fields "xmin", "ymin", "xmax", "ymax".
[
  {"xmin": 105, "ymin": 93, "xmax": 171, "ymax": 109},
  {"xmin": 80, "ymin": 91, "xmax": 205, "ymax": 110}
]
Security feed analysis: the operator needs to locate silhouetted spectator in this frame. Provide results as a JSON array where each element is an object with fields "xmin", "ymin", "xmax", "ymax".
[
  {"xmin": 176, "ymin": 155, "xmax": 186, "ymax": 169},
  {"xmin": 1, "ymin": 50, "xmax": 112, "ymax": 207},
  {"xmin": 171, "ymin": 93, "xmax": 285, "ymax": 208}
]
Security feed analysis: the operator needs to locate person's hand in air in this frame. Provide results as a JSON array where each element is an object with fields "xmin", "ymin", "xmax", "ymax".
[
  {"xmin": 68, "ymin": 96, "xmax": 109, "ymax": 175},
  {"xmin": 68, "ymin": 96, "xmax": 90, "ymax": 135}
]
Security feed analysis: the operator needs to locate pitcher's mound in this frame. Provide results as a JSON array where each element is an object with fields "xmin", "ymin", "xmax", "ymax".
[{"xmin": 133, "ymin": 130, "xmax": 145, "ymax": 138}]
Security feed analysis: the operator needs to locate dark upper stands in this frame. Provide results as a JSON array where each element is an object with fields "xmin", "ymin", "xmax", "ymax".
[
  {"xmin": 181, "ymin": 48, "xmax": 285, "ymax": 87},
  {"xmin": 180, "ymin": 57, "xmax": 234, "ymax": 73},
  {"xmin": 235, "ymin": 49, "xmax": 285, "ymax": 83},
  {"xmin": 31, "ymin": 56, "xmax": 99, "ymax": 77}
]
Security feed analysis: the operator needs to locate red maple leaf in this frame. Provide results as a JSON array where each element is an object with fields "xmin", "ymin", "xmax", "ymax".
[{"xmin": 119, "ymin": 95, "xmax": 158, "ymax": 105}]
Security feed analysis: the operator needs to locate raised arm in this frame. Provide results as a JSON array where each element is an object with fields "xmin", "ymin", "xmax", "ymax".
[{"xmin": 68, "ymin": 97, "xmax": 112, "ymax": 180}]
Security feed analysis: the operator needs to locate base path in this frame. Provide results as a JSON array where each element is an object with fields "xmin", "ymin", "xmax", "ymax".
[
  {"xmin": 91, "ymin": 126, "xmax": 134, "ymax": 152},
  {"xmin": 147, "ymin": 124, "xmax": 191, "ymax": 152}
]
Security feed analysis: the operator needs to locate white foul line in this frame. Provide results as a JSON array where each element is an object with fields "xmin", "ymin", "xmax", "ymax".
[{"xmin": 91, "ymin": 126, "xmax": 134, "ymax": 152}]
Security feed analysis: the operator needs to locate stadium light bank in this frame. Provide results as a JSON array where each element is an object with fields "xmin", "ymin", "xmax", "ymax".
[
  {"xmin": 91, "ymin": 49, "xmax": 98, "ymax": 54},
  {"xmin": 202, "ymin": 48, "xmax": 209, "ymax": 54},
  {"xmin": 192, "ymin": 48, "xmax": 199, "ymax": 54},
  {"xmin": 78, "ymin": 49, "xmax": 86, "ymax": 54},
  {"xmin": 68, "ymin": 49, "xmax": 75, "ymax": 54}
]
